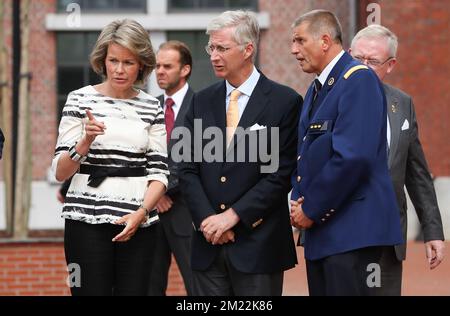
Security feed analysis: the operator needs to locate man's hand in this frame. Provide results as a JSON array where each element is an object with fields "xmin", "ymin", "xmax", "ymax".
[
  {"xmin": 425, "ymin": 240, "xmax": 445, "ymax": 269},
  {"xmin": 155, "ymin": 195, "xmax": 173, "ymax": 213},
  {"xmin": 215, "ymin": 230, "xmax": 236, "ymax": 245},
  {"xmin": 290, "ymin": 197, "xmax": 314, "ymax": 229},
  {"xmin": 201, "ymin": 208, "xmax": 240, "ymax": 244}
]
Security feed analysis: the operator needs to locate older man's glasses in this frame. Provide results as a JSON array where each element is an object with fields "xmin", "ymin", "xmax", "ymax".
[
  {"xmin": 353, "ymin": 55, "xmax": 395, "ymax": 67},
  {"xmin": 205, "ymin": 44, "xmax": 241, "ymax": 55}
]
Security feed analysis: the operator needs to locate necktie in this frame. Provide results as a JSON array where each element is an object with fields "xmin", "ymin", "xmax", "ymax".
[
  {"xmin": 309, "ymin": 79, "xmax": 322, "ymax": 118},
  {"xmin": 226, "ymin": 89, "xmax": 241, "ymax": 147},
  {"xmin": 164, "ymin": 98, "xmax": 175, "ymax": 144}
]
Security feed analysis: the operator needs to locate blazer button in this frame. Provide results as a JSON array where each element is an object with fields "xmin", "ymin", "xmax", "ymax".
[
  {"xmin": 252, "ymin": 218, "xmax": 263, "ymax": 228},
  {"xmin": 321, "ymin": 218, "xmax": 326, "ymax": 222},
  {"xmin": 303, "ymin": 136, "xmax": 307, "ymax": 141},
  {"xmin": 220, "ymin": 176, "xmax": 227, "ymax": 183},
  {"xmin": 220, "ymin": 204, "xmax": 226, "ymax": 210},
  {"xmin": 297, "ymin": 176, "xmax": 301, "ymax": 183},
  {"xmin": 297, "ymin": 155, "xmax": 301, "ymax": 161}
]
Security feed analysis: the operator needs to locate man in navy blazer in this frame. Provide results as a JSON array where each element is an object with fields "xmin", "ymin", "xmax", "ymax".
[
  {"xmin": 290, "ymin": 10, "xmax": 402, "ymax": 295},
  {"xmin": 179, "ymin": 10, "xmax": 301, "ymax": 296},
  {"xmin": 148, "ymin": 41, "xmax": 195, "ymax": 296}
]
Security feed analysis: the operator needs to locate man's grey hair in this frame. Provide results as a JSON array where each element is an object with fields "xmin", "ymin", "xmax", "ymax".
[
  {"xmin": 292, "ymin": 9, "xmax": 342, "ymax": 44},
  {"xmin": 351, "ymin": 24, "xmax": 398, "ymax": 58},
  {"xmin": 206, "ymin": 10, "xmax": 259, "ymax": 61}
]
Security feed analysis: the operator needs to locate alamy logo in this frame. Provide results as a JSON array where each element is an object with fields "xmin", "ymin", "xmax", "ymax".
[
  {"xmin": 66, "ymin": 263, "xmax": 81, "ymax": 288},
  {"xmin": 66, "ymin": 3, "xmax": 81, "ymax": 28},
  {"xmin": 366, "ymin": 3, "xmax": 381, "ymax": 25},
  {"xmin": 170, "ymin": 119, "xmax": 280, "ymax": 174},
  {"xmin": 366, "ymin": 263, "xmax": 381, "ymax": 288}
]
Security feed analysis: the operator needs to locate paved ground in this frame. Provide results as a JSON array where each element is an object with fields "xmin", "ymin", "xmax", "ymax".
[{"xmin": 283, "ymin": 238, "xmax": 450, "ymax": 296}]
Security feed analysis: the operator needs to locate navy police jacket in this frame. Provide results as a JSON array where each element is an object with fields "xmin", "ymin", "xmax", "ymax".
[{"xmin": 291, "ymin": 52, "xmax": 402, "ymax": 260}]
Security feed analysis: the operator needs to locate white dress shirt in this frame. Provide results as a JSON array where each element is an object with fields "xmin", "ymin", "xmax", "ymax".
[
  {"xmin": 225, "ymin": 66, "xmax": 261, "ymax": 121},
  {"xmin": 316, "ymin": 50, "xmax": 345, "ymax": 86}
]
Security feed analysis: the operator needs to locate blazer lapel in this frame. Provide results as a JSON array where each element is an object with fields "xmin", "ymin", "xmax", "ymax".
[
  {"xmin": 385, "ymin": 85, "xmax": 401, "ymax": 168},
  {"xmin": 211, "ymin": 82, "xmax": 227, "ymax": 150},
  {"xmin": 168, "ymin": 87, "xmax": 194, "ymax": 151},
  {"xmin": 157, "ymin": 95, "xmax": 164, "ymax": 109},
  {"xmin": 310, "ymin": 52, "xmax": 354, "ymax": 121},
  {"xmin": 299, "ymin": 85, "xmax": 314, "ymax": 136},
  {"xmin": 174, "ymin": 87, "xmax": 193, "ymax": 128}
]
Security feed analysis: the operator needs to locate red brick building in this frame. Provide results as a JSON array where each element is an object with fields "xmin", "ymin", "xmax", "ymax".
[{"xmin": 0, "ymin": 0, "xmax": 449, "ymax": 295}]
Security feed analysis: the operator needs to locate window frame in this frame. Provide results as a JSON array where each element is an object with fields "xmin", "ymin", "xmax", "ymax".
[
  {"xmin": 56, "ymin": 32, "xmax": 102, "ymax": 122},
  {"xmin": 167, "ymin": 0, "xmax": 258, "ymax": 13},
  {"xmin": 56, "ymin": 0, "xmax": 147, "ymax": 14}
]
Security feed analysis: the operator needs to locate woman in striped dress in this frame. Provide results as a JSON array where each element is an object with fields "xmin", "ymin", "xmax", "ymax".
[{"xmin": 52, "ymin": 19, "xmax": 169, "ymax": 295}]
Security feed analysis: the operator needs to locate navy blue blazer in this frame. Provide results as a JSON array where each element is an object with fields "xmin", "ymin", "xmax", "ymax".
[
  {"xmin": 291, "ymin": 52, "xmax": 402, "ymax": 260},
  {"xmin": 180, "ymin": 73, "xmax": 302, "ymax": 273}
]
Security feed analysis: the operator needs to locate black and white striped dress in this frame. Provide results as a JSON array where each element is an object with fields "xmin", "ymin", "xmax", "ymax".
[{"xmin": 51, "ymin": 85, "xmax": 169, "ymax": 227}]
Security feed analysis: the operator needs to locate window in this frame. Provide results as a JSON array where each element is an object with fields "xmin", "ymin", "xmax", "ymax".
[
  {"xmin": 56, "ymin": 32, "xmax": 102, "ymax": 120},
  {"xmin": 168, "ymin": 0, "xmax": 258, "ymax": 12},
  {"xmin": 57, "ymin": 0, "xmax": 147, "ymax": 13},
  {"xmin": 167, "ymin": 31, "xmax": 220, "ymax": 91}
]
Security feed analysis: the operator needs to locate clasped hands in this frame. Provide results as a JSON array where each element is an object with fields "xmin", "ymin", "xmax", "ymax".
[
  {"xmin": 290, "ymin": 197, "xmax": 314, "ymax": 229},
  {"xmin": 200, "ymin": 208, "xmax": 239, "ymax": 245}
]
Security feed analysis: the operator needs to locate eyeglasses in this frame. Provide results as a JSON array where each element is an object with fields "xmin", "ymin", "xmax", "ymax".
[
  {"xmin": 353, "ymin": 55, "xmax": 395, "ymax": 67},
  {"xmin": 205, "ymin": 44, "xmax": 242, "ymax": 56}
]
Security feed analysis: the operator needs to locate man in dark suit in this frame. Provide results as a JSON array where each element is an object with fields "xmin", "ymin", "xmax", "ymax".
[
  {"xmin": 148, "ymin": 41, "xmax": 195, "ymax": 296},
  {"xmin": 350, "ymin": 24, "xmax": 445, "ymax": 295},
  {"xmin": 179, "ymin": 10, "xmax": 301, "ymax": 296},
  {"xmin": 290, "ymin": 10, "xmax": 402, "ymax": 296},
  {"xmin": 0, "ymin": 128, "xmax": 4, "ymax": 159}
]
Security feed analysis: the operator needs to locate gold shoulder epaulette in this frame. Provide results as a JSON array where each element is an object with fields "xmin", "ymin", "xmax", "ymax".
[{"xmin": 344, "ymin": 65, "xmax": 369, "ymax": 79}]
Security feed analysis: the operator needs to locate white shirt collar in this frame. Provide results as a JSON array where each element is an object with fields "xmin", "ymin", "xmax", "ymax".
[
  {"xmin": 316, "ymin": 50, "xmax": 345, "ymax": 86},
  {"xmin": 225, "ymin": 66, "xmax": 260, "ymax": 97},
  {"xmin": 164, "ymin": 82, "xmax": 189, "ymax": 108}
]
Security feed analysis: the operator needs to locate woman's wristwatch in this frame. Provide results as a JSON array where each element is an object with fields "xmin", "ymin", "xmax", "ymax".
[{"xmin": 139, "ymin": 204, "xmax": 150, "ymax": 219}]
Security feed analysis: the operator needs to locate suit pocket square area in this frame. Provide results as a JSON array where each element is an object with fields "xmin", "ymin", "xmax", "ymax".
[
  {"xmin": 401, "ymin": 119, "xmax": 409, "ymax": 131},
  {"xmin": 249, "ymin": 123, "xmax": 267, "ymax": 131}
]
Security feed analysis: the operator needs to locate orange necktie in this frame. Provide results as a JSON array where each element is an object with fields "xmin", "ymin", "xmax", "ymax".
[{"xmin": 226, "ymin": 89, "xmax": 241, "ymax": 147}]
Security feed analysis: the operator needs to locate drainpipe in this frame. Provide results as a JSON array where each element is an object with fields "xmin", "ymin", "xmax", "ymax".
[{"xmin": 12, "ymin": 0, "xmax": 21, "ymax": 224}]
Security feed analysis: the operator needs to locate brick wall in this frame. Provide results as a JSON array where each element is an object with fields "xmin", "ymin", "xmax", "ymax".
[
  {"xmin": 29, "ymin": 0, "xmax": 57, "ymax": 180},
  {"xmin": 0, "ymin": 242, "xmax": 186, "ymax": 296},
  {"xmin": 258, "ymin": 0, "xmax": 353, "ymax": 95},
  {"xmin": 383, "ymin": 0, "xmax": 450, "ymax": 176},
  {"xmin": 358, "ymin": 0, "xmax": 450, "ymax": 176},
  {"xmin": 0, "ymin": 0, "xmax": 57, "ymax": 181},
  {"xmin": 0, "ymin": 243, "xmax": 70, "ymax": 296},
  {"xmin": 0, "ymin": 0, "xmax": 13, "ymax": 181},
  {"xmin": 166, "ymin": 257, "xmax": 187, "ymax": 296}
]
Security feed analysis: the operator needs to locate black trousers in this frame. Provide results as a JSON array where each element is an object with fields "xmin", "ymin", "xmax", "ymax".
[
  {"xmin": 64, "ymin": 219, "xmax": 156, "ymax": 296},
  {"xmin": 306, "ymin": 246, "xmax": 384, "ymax": 296},
  {"xmin": 376, "ymin": 246, "xmax": 402, "ymax": 296},
  {"xmin": 148, "ymin": 222, "xmax": 193, "ymax": 296},
  {"xmin": 192, "ymin": 246, "xmax": 283, "ymax": 296}
]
